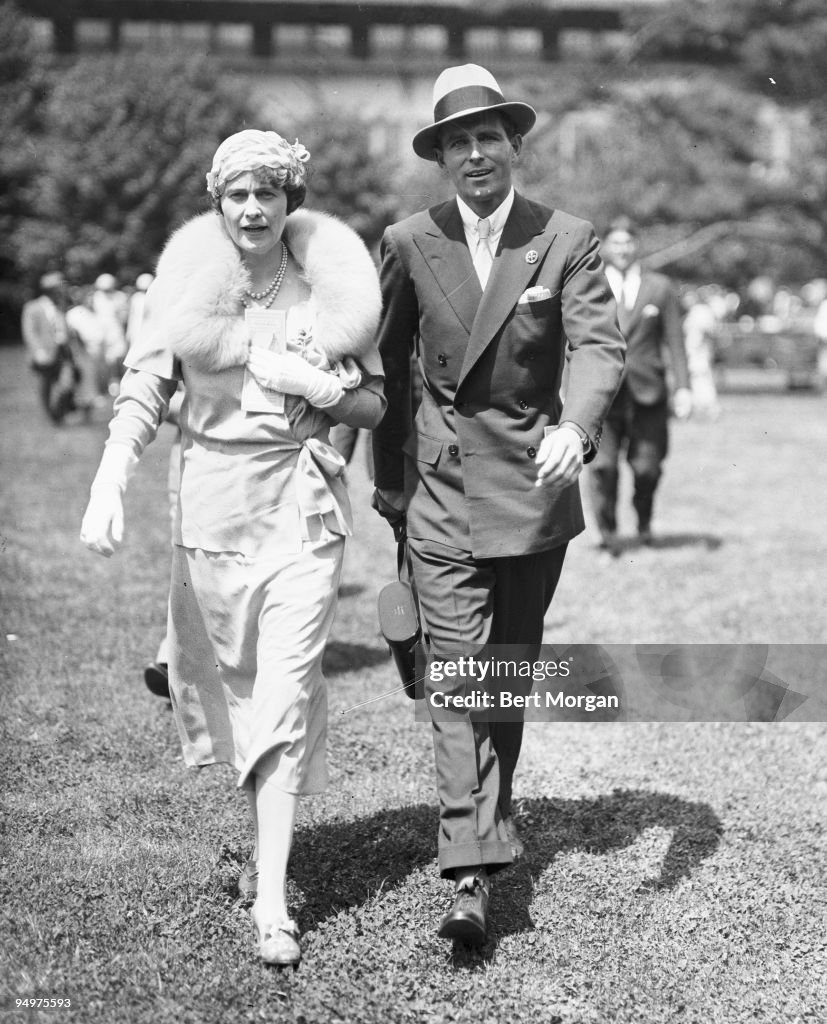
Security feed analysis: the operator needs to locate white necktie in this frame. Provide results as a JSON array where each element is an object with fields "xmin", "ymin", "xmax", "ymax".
[
  {"xmin": 621, "ymin": 271, "xmax": 634, "ymax": 311},
  {"xmin": 474, "ymin": 218, "xmax": 493, "ymax": 289}
]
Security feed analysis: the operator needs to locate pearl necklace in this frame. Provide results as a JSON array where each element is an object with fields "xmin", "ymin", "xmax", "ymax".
[{"xmin": 243, "ymin": 242, "xmax": 288, "ymax": 308}]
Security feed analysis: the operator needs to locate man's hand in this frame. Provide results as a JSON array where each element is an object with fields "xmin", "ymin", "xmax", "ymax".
[
  {"xmin": 534, "ymin": 426, "xmax": 584, "ymax": 488},
  {"xmin": 672, "ymin": 387, "xmax": 693, "ymax": 420},
  {"xmin": 372, "ymin": 488, "xmax": 408, "ymax": 541},
  {"xmin": 374, "ymin": 488, "xmax": 407, "ymax": 515},
  {"xmin": 80, "ymin": 485, "xmax": 125, "ymax": 557}
]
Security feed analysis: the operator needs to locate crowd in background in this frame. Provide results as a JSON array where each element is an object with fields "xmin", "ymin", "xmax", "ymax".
[
  {"xmin": 19, "ymin": 260, "xmax": 827, "ymax": 430},
  {"xmin": 20, "ymin": 270, "xmax": 154, "ymax": 424},
  {"xmin": 679, "ymin": 275, "xmax": 827, "ymax": 420}
]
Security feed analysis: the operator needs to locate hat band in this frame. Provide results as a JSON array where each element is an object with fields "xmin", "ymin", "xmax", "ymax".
[{"xmin": 433, "ymin": 85, "xmax": 506, "ymax": 124}]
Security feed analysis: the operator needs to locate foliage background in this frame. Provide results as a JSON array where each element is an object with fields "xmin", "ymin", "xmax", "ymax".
[{"xmin": 2, "ymin": 0, "xmax": 827, "ymax": 324}]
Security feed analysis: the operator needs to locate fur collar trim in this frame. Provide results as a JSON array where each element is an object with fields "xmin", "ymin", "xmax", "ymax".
[{"xmin": 145, "ymin": 209, "xmax": 381, "ymax": 373}]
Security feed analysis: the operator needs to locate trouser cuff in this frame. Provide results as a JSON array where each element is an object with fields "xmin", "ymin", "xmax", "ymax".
[{"xmin": 437, "ymin": 839, "xmax": 513, "ymax": 879}]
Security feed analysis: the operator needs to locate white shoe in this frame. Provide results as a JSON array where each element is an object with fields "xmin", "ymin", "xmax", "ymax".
[{"xmin": 251, "ymin": 909, "xmax": 300, "ymax": 966}]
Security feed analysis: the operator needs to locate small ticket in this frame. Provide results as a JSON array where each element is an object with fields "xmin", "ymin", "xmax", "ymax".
[{"xmin": 241, "ymin": 308, "xmax": 287, "ymax": 414}]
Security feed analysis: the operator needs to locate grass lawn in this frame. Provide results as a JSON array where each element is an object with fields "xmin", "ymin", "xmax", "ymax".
[{"xmin": 1, "ymin": 345, "xmax": 825, "ymax": 1023}]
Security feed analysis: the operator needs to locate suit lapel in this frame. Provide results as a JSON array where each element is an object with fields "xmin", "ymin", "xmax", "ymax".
[
  {"xmin": 459, "ymin": 194, "xmax": 554, "ymax": 385},
  {"xmin": 413, "ymin": 202, "xmax": 481, "ymax": 337}
]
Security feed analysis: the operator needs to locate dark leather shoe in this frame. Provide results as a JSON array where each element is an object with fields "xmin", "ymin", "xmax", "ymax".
[
  {"xmin": 503, "ymin": 816, "xmax": 525, "ymax": 860},
  {"xmin": 438, "ymin": 875, "xmax": 489, "ymax": 945},
  {"xmin": 144, "ymin": 662, "xmax": 170, "ymax": 699}
]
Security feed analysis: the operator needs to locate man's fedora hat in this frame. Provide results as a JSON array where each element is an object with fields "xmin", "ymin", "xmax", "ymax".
[{"xmin": 413, "ymin": 64, "xmax": 537, "ymax": 161}]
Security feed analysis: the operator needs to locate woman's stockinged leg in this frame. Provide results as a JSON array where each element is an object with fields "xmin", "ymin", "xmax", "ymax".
[
  {"xmin": 244, "ymin": 536, "xmax": 343, "ymax": 961},
  {"xmin": 238, "ymin": 786, "xmax": 260, "ymax": 898},
  {"xmin": 252, "ymin": 772, "xmax": 298, "ymax": 925}
]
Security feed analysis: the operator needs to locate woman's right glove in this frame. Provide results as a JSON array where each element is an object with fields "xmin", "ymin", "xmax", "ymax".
[
  {"xmin": 80, "ymin": 486, "xmax": 124, "ymax": 557},
  {"xmin": 79, "ymin": 443, "xmax": 138, "ymax": 557},
  {"xmin": 246, "ymin": 347, "xmax": 344, "ymax": 409}
]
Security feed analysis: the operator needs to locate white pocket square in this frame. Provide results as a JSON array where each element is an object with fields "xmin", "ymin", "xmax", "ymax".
[
  {"xmin": 518, "ymin": 286, "xmax": 552, "ymax": 303},
  {"xmin": 642, "ymin": 304, "xmax": 660, "ymax": 317}
]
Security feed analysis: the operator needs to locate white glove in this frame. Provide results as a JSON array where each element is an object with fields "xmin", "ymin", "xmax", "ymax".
[
  {"xmin": 247, "ymin": 347, "xmax": 344, "ymax": 409},
  {"xmin": 80, "ymin": 486, "xmax": 124, "ymax": 557},
  {"xmin": 80, "ymin": 443, "xmax": 138, "ymax": 557}
]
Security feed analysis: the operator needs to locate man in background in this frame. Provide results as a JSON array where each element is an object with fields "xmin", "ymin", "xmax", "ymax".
[
  {"xmin": 21, "ymin": 271, "xmax": 77, "ymax": 424},
  {"xmin": 589, "ymin": 216, "xmax": 692, "ymax": 550}
]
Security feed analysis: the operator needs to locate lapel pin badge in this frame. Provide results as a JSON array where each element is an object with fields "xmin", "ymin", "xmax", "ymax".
[{"xmin": 525, "ymin": 250, "xmax": 539, "ymax": 264}]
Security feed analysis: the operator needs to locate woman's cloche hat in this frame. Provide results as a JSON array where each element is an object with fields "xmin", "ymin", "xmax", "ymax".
[{"xmin": 412, "ymin": 63, "xmax": 537, "ymax": 161}]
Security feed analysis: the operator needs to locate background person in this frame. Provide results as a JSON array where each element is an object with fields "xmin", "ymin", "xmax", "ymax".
[
  {"xmin": 67, "ymin": 285, "xmax": 110, "ymax": 402},
  {"xmin": 372, "ymin": 64, "xmax": 625, "ymax": 946},
  {"xmin": 80, "ymin": 129, "xmax": 384, "ymax": 966},
  {"xmin": 682, "ymin": 287, "xmax": 721, "ymax": 421},
  {"xmin": 126, "ymin": 273, "xmax": 155, "ymax": 351},
  {"xmin": 91, "ymin": 273, "xmax": 128, "ymax": 395},
  {"xmin": 588, "ymin": 216, "xmax": 692, "ymax": 550},
  {"xmin": 20, "ymin": 271, "xmax": 78, "ymax": 424}
]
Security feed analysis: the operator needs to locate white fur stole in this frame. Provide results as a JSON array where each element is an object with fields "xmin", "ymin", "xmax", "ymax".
[{"xmin": 142, "ymin": 209, "xmax": 381, "ymax": 374}]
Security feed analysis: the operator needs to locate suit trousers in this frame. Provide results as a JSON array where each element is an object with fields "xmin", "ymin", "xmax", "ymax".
[
  {"xmin": 588, "ymin": 388, "xmax": 669, "ymax": 534},
  {"xmin": 409, "ymin": 536, "xmax": 567, "ymax": 877}
]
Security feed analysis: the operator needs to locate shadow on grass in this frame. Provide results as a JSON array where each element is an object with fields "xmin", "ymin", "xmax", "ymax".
[
  {"xmin": 286, "ymin": 802, "xmax": 440, "ymax": 928},
  {"xmin": 322, "ymin": 640, "xmax": 389, "ymax": 675},
  {"xmin": 283, "ymin": 788, "xmax": 721, "ymax": 963},
  {"xmin": 603, "ymin": 532, "xmax": 723, "ymax": 555},
  {"xmin": 643, "ymin": 532, "xmax": 723, "ymax": 552}
]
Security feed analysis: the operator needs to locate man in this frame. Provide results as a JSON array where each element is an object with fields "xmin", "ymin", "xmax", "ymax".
[
  {"xmin": 372, "ymin": 64, "xmax": 625, "ymax": 945},
  {"xmin": 126, "ymin": 272, "xmax": 155, "ymax": 351},
  {"xmin": 20, "ymin": 271, "xmax": 77, "ymax": 423},
  {"xmin": 589, "ymin": 217, "xmax": 692, "ymax": 550},
  {"xmin": 91, "ymin": 272, "xmax": 128, "ymax": 395}
]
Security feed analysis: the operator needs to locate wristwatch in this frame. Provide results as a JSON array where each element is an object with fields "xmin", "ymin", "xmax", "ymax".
[{"xmin": 558, "ymin": 420, "xmax": 591, "ymax": 453}]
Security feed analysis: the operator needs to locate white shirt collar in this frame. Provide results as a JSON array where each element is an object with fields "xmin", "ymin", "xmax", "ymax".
[
  {"xmin": 456, "ymin": 189, "xmax": 515, "ymax": 243},
  {"xmin": 605, "ymin": 261, "xmax": 641, "ymax": 307}
]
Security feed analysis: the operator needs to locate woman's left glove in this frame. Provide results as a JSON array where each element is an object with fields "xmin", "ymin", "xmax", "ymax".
[{"xmin": 247, "ymin": 347, "xmax": 344, "ymax": 409}]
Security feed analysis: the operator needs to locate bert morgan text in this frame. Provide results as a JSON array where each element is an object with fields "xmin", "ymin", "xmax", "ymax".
[{"xmin": 428, "ymin": 690, "xmax": 620, "ymax": 711}]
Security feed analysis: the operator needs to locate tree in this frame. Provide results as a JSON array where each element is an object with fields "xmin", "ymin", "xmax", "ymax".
[
  {"xmin": 0, "ymin": 1, "xmax": 50, "ymax": 331},
  {"xmin": 623, "ymin": 0, "xmax": 827, "ymax": 282},
  {"xmin": 301, "ymin": 117, "xmax": 403, "ymax": 253},
  {"xmin": 514, "ymin": 73, "xmax": 826, "ymax": 285},
  {"xmin": 10, "ymin": 54, "xmax": 253, "ymax": 289},
  {"xmin": 630, "ymin": 0, "xmax": 827, "ymax": 101}
]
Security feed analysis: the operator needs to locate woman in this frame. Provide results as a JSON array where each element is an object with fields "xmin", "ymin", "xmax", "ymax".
[{"xmin": 80, "ymin": 129, "xmax": 384, "ymax": 966}]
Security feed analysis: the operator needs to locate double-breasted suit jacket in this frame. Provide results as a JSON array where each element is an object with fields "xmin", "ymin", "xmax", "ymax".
[
  {"xmin": 616, "ymin": 269, "xmax": 689, "ymax": 405},
  {"xmin": 373, "ymin": 193, "xmax": 626, "ymax": 559}
]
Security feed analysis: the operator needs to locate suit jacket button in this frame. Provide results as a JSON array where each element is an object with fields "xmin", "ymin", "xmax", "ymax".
[
  {"xmin": 448, "ymin": 443, "xmax": 459, "ymax": 456},
  {"xmin": 437, "ymin": 353, "xmax": 447, "ymax": 366},
  {"xmin": 526, "ymin": 445, "xmax": 537, "ymax": 458},
  {"xmin": 518, "ymin": 400, "xmax": 528, "ymax": 410}
]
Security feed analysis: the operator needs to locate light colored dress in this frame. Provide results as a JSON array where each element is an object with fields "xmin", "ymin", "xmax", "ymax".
[{"xmin": 109, "ymin": 300, "xmax": 373, "ymax": 794}]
